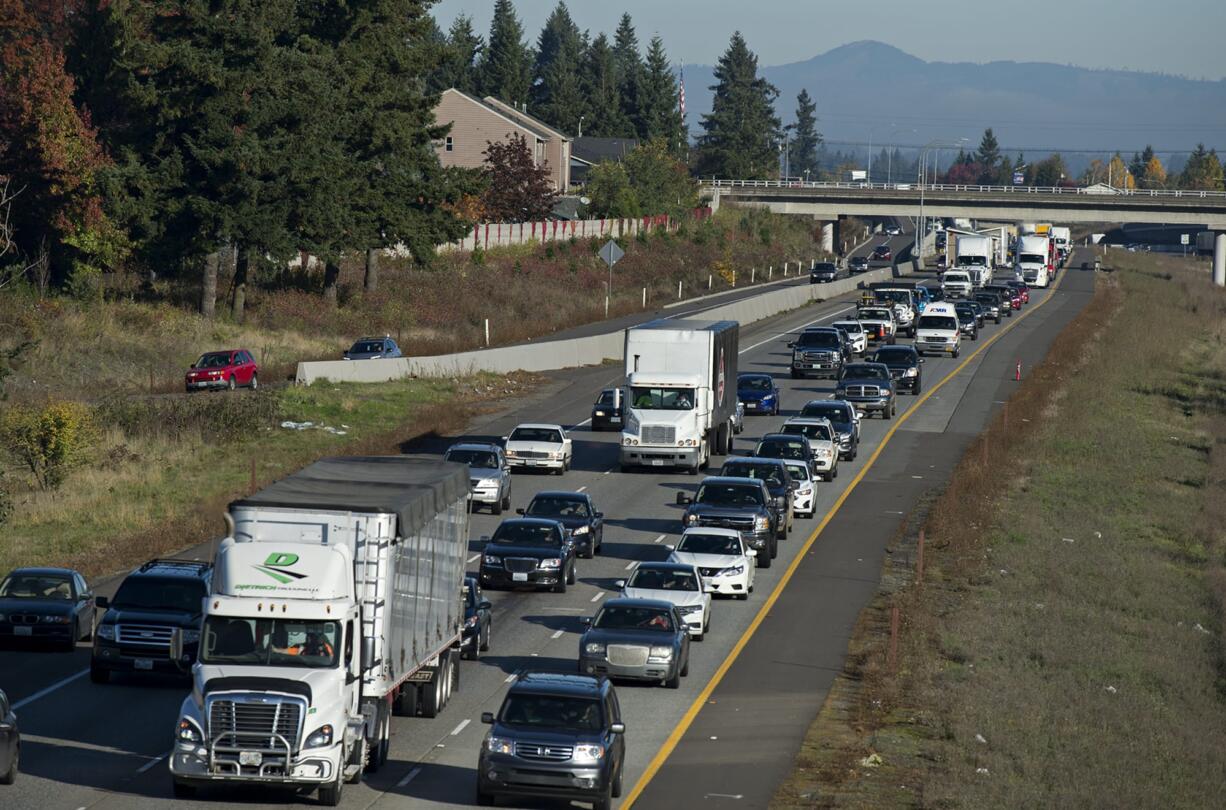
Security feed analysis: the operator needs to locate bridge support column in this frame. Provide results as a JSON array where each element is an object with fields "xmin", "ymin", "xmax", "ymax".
[
  {"xmin": 1215, "ymin": 232, "xmax": 1225, "ymax": 287},
  {"xmin": 821, "ymin": 222, "xmax": 834, "ymax": 253}
]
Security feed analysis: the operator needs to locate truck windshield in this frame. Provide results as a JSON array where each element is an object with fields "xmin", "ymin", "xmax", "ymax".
[
  {"xmin": 200, "ymin": 617, "xmax": 341, "ymax": 669},
  {"xmin": 956, "ymin": 256, "xmax": 986, "ymax": 266},
  {"xmin": 1019, "ymin": 253, "xmax": 1045, "ymax": 264},
  {"xmin": 795, "ymin": 331, "xmax": 839, "ymax": 349},
  {"xmin": 695, "ymin": 483, "xmax": 763, "ymax": 507},
  {"xmin": 875, "ymin": 291, "xmax": 911, "ymax": 307},
  {"xmin": 630, "ymin": 387, "xmax": 695, "ymax": 410},
  {"xmin": 113, "ymin": 577, "xmax": 206, "ymax": 613}
]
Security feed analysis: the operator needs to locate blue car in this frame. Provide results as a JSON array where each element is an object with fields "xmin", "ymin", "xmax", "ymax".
[{"xmin": 737, "ymin": 373, "xmax": 780, "ymax": 416}]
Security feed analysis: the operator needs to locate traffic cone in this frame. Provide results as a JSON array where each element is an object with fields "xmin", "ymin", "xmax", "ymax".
[{"xmin": 1015, "ymin": 360, "xmax": 1022, "ymax": 381}]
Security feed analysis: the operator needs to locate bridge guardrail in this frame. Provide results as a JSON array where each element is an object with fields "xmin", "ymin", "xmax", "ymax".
[{"xmin": 700, "ymin": 179, "xmax": 1226, "ymax": 199}]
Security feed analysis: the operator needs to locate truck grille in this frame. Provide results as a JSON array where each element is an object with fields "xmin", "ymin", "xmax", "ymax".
[
  {"xmin": 117, "ymin": 623, "xmax": 175, "ymax": 648},
  {"xmin": 515, "ymin": 742, "xmax": 574, "ymax": 762},
  {"xmin": 607, "ymin": 644, "xmax": 650, "ymax": 667},
  {"xmin": 640, "ymin": 424, "xmax": 676, "ymax": 444},
  {"xmin": 845, "ymin": 385, "xmax": 882, "ymax": 398},
  {"xmin": 208, "ymin": 696, "xmax": 303, "ymax": 752},
  {"xmin": 698, "ymin": 516, "xmax": 754, "ymax": 532},
  {"xmin": 504, "ymin": 557, "xmax": 539, "ymax": 573},
  {"xmin": 802, "ymin": 351, "xmax": 835, "ymax": 362}
]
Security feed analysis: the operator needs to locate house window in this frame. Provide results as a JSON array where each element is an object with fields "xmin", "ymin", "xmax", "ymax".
[{"xmin": 445, "ymin": 136, "xmax": 453, "ymax": 152}]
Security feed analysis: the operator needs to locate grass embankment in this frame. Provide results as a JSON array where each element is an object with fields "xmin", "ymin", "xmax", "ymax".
[
  {"xmin": 775, "ymin": 251, "xmax": 1226, "ymax": 807},
  {"xmin": 0, "ymin": 373, "xmax": 535, "ymax": 578}
]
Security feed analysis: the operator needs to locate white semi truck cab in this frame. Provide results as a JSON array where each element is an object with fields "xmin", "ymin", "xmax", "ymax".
[
  {"xmin": 1016, "ymin": 235, "xmax": 1052, "ymax": 287},
  {"xmin": 169, "ymin": 457, "xmax": 469, "ymax": 806}
]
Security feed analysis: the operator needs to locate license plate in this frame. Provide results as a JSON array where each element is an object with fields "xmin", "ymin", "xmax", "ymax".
[
  {"xmin": 134, "ymin": 658, "xmax": 153, "ymax": 670},
  {"xmin": 239, "ymin": 751, "xmax": 263, "ymax": 767},
  {"xmin": 512, "ymin": 572, "xmax": 528, "ymax": 582},
  {"xmin": 650, "ymin": 459, "xmax": 665, "ymax": 467},
  {"xmin": 610, "ymin": 417, "xmax": 621, "ymax": 424},
  {"xmin": 14, "ymin": 626, "xmax": 31, "ymax": 636}
]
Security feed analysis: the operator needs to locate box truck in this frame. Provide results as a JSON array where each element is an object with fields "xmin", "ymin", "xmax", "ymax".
[
  {"xmin": 1051, "ymin": 226, "xmax": 1071, "ymax": 261},
  {"xmin": 169, "ymin": 457, "xmax": 470, "ymax": 805},
  {"xmin": 1016, "ymin": 235, "xmax": 1052, "ymax": 287},
  {"xmin": 620, "ymin": 319, "xmax": 739, "ymax": 474}
]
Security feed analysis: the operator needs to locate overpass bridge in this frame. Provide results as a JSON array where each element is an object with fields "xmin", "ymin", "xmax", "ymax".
[{"xmin": 702, "ymin": 179, "xmax": 1226, "ymax": 284}]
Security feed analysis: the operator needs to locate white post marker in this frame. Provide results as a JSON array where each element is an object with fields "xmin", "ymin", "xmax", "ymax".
[
  {"xmin": 484, "ymin": 318, "xmax": 490, "ymax": 347},
  {"xmin": 642, "ymin": 287, "xmax": 647, "ymax": 308},
  {"xmin": 708, "ymin": 274, "xmax": 712, "ymax": 290},
  {"xmin": 751, "ymin": 267, "xmax": 755, "ymax": 284},
  {"xmin": 678, "ymin": 280, "xmax": 682, "ymax": 299}
]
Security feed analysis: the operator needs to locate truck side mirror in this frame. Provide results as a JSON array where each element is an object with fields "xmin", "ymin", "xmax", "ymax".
[
  {"xmin": 610, "ymin": 722, "xmax": 626, "ymax": 735},
  {"xmin": 481, "ymin": 711, "xmax": 495, "ymax": 725},
  {"xmin": 516, "ymin": 508, "xmax": 526, "ymax": 515},
  {"xmin": 675, "ymin": 493, "xmax": 691, "ymax": 505},
  {"xmin": 95, "ymin": 595, "xmax": 109, "ymax": 610},
  {"xmin": 362, "ymin": 636, "xmax": 376, "ymax": 669},
  {"xmin": 169, "ymin": 627, "xmax": 188, "ymax": 672}
]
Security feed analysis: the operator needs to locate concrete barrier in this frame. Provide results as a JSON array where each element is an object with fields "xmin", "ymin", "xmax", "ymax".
[{"xmin": 294, "ymin": 266, "xmax": 916, "ymax": 384}]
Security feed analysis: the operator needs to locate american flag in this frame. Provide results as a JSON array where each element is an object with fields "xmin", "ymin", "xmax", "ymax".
[{"xmin": 678, "ymin": 67, "xmax": 686, "ymax": 118}]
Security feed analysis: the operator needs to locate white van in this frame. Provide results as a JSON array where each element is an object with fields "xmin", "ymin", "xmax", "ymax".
[{"xmin": 914, "ymin": 302, "xmax": 962, "ymax": 358}]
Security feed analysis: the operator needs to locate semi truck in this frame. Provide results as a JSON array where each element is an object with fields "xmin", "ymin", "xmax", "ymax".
[
  {"xmin": 1016, "ymin": 235, "xmax": 1052, "ymax": 287},
  {"xmin": 952, "ymin": 234, "xmax": 994, "ymax": 287},
  {"xmin": 1051, "ymin": 226, "xmax": 1071, "ymax": 261},
  {"xmin": 169, "ymin": 456, "xmax": 470, "ymax": 805},
  {"xmin": 620, "ymin": 319, "xmax": 739, "ymax": 474}
]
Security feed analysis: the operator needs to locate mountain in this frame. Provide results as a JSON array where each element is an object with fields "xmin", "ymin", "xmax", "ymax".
[{"xmin": 680, "ymin": 41, "xmax": 1226, "ymax": 159}]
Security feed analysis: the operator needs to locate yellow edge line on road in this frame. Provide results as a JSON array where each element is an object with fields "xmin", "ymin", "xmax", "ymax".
[{"xmin": 622, "ymin": 267, "xmax": 1073, "ymax": 807}]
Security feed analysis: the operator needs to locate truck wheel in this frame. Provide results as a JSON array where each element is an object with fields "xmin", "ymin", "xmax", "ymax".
[
  {"xmin": 421, "ymin": 668, "xmax": 444, "ymax": 718},
  {"xmin": 593, "ymin": 785, "xmax": 613, "ymax": 810},
  {"xmin": 171, "ymin": 778, "xmax": 194, "ymax": 798},
  {"xmin": 366, "ymin": 707, "xmax": 390, "ymax": 773},
  {"xmin": 757, "ymin": 546, "xmax": 772, "ymax": 569},
  {"xmin": 394, "ymin": 683, "xmax": 418, "ymax": 716},
  {"xmin": 501, "ymin": 492, "xmax": 511, "ymax": 511},
  {"xmin": 664, "ymin": 668, "xmax": 681, "ymax": 689},
  {"xmin": 476, "ymin": 784, "xmax": 496, "ymax": 806},
  {"xmin": 612, "ymin": 763, "xmax": 625, "ymax": 797},
  {"xmin": 318, "ymin": 772, "xmax": 344, "ymax": 806},
  {"xmin": 790, "ymin": 369, "xmax": 800, "ymax": 379}
]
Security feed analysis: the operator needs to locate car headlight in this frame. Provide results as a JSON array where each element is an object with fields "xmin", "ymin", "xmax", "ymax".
[
  {"xmin": 305, "ymin": 724, "xmax": 334, "ymax": 749},
  {"xmin": 479, "ymin": 478, "xmax": 499, "ymax": 488},
  {"xmin": 754, "ymin": 516, "xmax": 770, "ymax": 531},
  {"xmin": 571, "ymin": 525, "xmax": 589, "ymax": 535},
  {"xmin": 594, "ymin": 410, "xmax": 605, "ymax": 416},
  {"xmin": 550, "ymin": 450, "xmax": 563, "ymax": 459},
  {"xmin": 584, "ymin": 642, "xmax": 606, "ymax": 655},
  {"xmin": 798, "ymin": 485, "xmax": 813, "ymax": 497},
  {"xmin": 97, "ymin": 624, "xmax": 115, "ymax": 640},
  {"xmin": 835, "ymin": 388, "xmax": 847, "ymax": 397},
  {"xmin": 177, "ymin": 718, "xmax": 203, "ymax": 744},
  {"xmin": 685, "ymin": 513, "xmax": 699, "ymax": 526},
  {"xmin": 0, "ymin": 613, "xmax": 5, "ymax": 622},
  {"xmin": 505, "ymin": 449, "xmax": 518, "ymax": 458},
  {"xmin": 572, "ymin": 743, "xmax": 606, "ymax": 763},
  {"xmin": 905, "ymin": 367, "xmax": 917, "ymax": 377},
  {"xmin": 538, "ymin": 558, "xmax": 562, "ymax": 570},
  {"xmin": 719, "ymin": 564, "xmax": 745, "ymax": 577},
  {"xmin": 816, "ymin": 448, "xmax": 832, "ymax": 459},
  {"xmin": 465, "ymin": 614, "xmax": 480, "ymax": 628},
  {"xmin": 487, "ymin": 735, "xmax": 514, "ymax": 755},
  {"xmin": 648, "ymin": 645, "xmax": 675, "ymax": 661},
  {"xmin": 42, "ymin": 614, "xmax": 71, "ymax": 624},
  {"xmin": 676, "ymin": 605, "xmax": 702, "ymax": 616},
  {"xmin": 483, "ymin": 554, "xmax": 502, "ymax": 566}
]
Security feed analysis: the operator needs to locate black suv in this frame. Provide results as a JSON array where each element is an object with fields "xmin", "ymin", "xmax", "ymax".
[
  {"xmin": 719, "ymin": 457, "xmax": 795, "ymax": 536},
  {"xmin": 90, "ymin": 558, "xmax": 211, "ymax": 683},
  {"xmin": 479, "ymin": 518, "xmax": 577, "ymax": 593},
  {"xmin": 810, "ymin": 261, "xmax": 838, "ymax": 283},
  {"xmin": 870, "ymin": 345, "xmax": 924, "ymax": 395},
  {"xmin": 953, "ymin": 301, "xmax": 980, "ymax": 340},
  {"xmin": 972, "ymin": 290, "xmax": 1004, "ymax": 323},
  {"xmin": 789, "ymin": 328, "xmax": 848, "ymax": 379},
  {"xmin": 677, "ymin": 476, "xmax": 779, "ymax": 567},
  {"xmin": 478, "ymin": 671, "xmax": 626, "ymax": 810},
  {"xmin": 462, "ymin": 576, "xmax": 492, "ymax": 660}
]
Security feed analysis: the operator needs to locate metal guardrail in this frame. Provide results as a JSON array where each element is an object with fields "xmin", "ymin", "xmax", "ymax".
[{"xmin": 700, "ymin": 179, "xmax": 1226, "ymax": 200}]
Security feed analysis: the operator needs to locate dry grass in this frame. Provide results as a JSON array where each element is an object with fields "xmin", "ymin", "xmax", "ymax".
[{"xmin": 776, "ymin": 252, "xmax": 1226, "ymax": 808}]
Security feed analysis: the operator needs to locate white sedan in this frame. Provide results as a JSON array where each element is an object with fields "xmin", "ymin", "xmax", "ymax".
[
  {"xmin": 668, "ymin": 528, "xmax": 755, "ymax": 601},
  {"xmin": 782, "ymin": 460, "xmax": 816, "ymax": 519},
  {"xmin": 619, "ymin": 562, "xmax": 712, "ymax": 639},
  {"xmin": 503, "ymin": 423, "xmax": 573, "ymax": 474},
  {"xmin": 831, "ymin": 320, "xmax": 868, "ymax": 355}
]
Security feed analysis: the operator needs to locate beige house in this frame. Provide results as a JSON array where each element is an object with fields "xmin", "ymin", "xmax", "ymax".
[{"xmin": 433, "ymin": 88, "xmax": 571, "ymax": 192}]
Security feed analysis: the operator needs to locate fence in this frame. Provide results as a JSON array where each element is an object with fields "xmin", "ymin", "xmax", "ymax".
[{"xmin": 425, "ymin": 207, "xmax": 714, "ymax": 254}]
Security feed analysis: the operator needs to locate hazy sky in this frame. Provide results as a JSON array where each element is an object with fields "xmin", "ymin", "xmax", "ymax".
[{"xmin": 431, "ymin": 0, "xmax": 1226, "ymax": 80}]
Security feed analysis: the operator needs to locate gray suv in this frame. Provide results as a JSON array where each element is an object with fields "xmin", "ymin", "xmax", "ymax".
[
  {"xmin": 445, "ymin": 442, "xmax": 512, "ymax": 514},
  {"xmin": 478, "ymin": 672, "xmax": 626, "ymax": 810}
]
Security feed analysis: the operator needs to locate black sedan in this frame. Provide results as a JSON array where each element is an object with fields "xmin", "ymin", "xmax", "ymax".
[
  {"xmin": 579, "ymin": 599, "xmax": 690, "ymax": 689},
  {"xmin": 809, "ymin": 261, "xmax": 838, "ymax": 283},
  {"xmin": 0, "ymin": 567, "xmax": 95, "ymax": 650},
  {"xmin": 590, "ymin": 387, "xmax": 623, "ymax": 431},
  {"xmin": 462, "ymin": 577, "xmax": 492, "ymax": 660},
  {"xmin": 0, "ymin": 689, "xmax": 16, "ymax": 784},
  {"xmin": 479, "ymin": 518, "xmax": 577, "ymax": 593},
  {"xmin": 518, "ymin": 491, "xmax": 604, "ymax": 558},
  {"xmin": 869, "ymin": 345, "xmax": 925, "ymax": 395}
]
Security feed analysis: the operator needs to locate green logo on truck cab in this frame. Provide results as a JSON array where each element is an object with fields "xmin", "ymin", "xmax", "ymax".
[{"xmin": 252, "ymin": 551, "xmax": 307, "ymax": 584}]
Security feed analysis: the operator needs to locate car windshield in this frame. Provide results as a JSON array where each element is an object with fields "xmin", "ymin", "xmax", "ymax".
[
  {"xmin": 738, "ymin": 376, "xmax": 772, "ymax": 391},
  {"xmin": 872, "ymin": 349, "xmax": 914, "ymax": 364},
  {"xmin": 843, "ymin": 365, "xmax": 890, "ymax": 380},
  {"xmin": 1019, "ymin": 253, "xmax": 1046, "ymax": 264},
  {"xmin": 834, "ymin": 322, "xmax": 863, "ymax": 334},
  {"xmin": 499, "ymin": 694, "xmax": 604, "ymax": 731},
  {"xmin": 349, "ymin": 341, "xmax": 384, "ymax": 354},
  {"xmin": 193, "ymin": 353, "xmax": 231, "ymax": 369},
  {"xmin": 112, "ymin": 577, "xmax": 205, "ymax": 612},
  {"xmin": 801, "ymin": 403, "xmax": 852, "ymax": 425},
  {"xmin": 492, "ymin": 523, "xmax": 561, "ymax": 547},
  {"xmin": 630, "ymin": 387, "xmax": 696, "ymax": 410},
  {"xmin": 509, "ymin": 427, "xmax": 562, "ymax": 443},
  {"xmin": 200, "ymin": 617, "xmax": 340, "ymax": 668},
  {"xmin": 527, "ymin": 497, "xmax": 589, "ymax": 519},
  {"xmin": 974, "ymin": 294, "xmax": 996, "ymax": 304},
  {"xmin": 784, "ymin": 462, "xmax": 811, "ymax": 482},
  {"xmin": 596, "ymin": 390, "xmax": 616, "ymax": 406},
  {"xmin": 446, "ymin": 449, "xmax": 499, "ymax": 468},
  {"xmin": 677, "ymin": 533, "xmax": 742, "ymax": 556},
  {"xmin": 814, "ymin": 263, "xmax": 836, "ymax": 272},
  {"xmin": 594, "ymin": 605, "xmax": 675, "ymax": 632},
  {"xmin": 0, "ymin": 573, "xmax": 73, "ymax": 599},
  {"xmin": 695, "ymin": 483, "xmax": 764, "ymax": 507},
  {"xmin": 722, "ymin": 462, "xmax": 786, "ymax": 487},
  {"xmin": 783, "ymin": 422, "xmax": 833, "ymax": 441},
  {"xmin": 919, "ymin": 316, "xmax": 958, "ymax": 331},
  {"xmin": 627, "ymin": 569, "xmax": 699, "ymax": 591},
  {"xmin": 755, "ymin": 440, "xmax": 808, "ymax": 460},
  {"xmin": 796, "ymin": 331, "xmax": 840, "ymax": 348}
]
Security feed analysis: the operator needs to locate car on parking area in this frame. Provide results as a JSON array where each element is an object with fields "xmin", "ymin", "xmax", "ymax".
[
  {"xmin": 478, "ymin": 671, "xmax": 626, "ymax": 809},
  {"xmin": 479, "ymin": 518, "xmax": 577, "ymax": 593},
  {"xmin": 737, "ymin": 373, "xmax": 780, "ymax": 416},
  {"xmin": 91, "ymin": 558, "xmax": 212, "ymax": 683},
  {"xmin": 848, "ymin": 255, "xmax": 870, "ymax": 274},
  {"xmin": 619, "ymin": 562, "xmax": 711, "ymax": 639},
  {"xmin": 590, "ymin": 388, "xmax": 623, "ymax": 431},
  {"xmin": 677, "ymin": 477, "xmax": 779, "ymax": 567},
  {"xmin": 869, "ymin": 345, "xmax": 924, "ymax": 395},
  {"xmin": 0, "ymin": 567, "xmax": 95, "ymax": 650},
  {"xmin": 183, "ymin": 349, "xmax": 258, "ymax": 392},
  {"xmin": 718, "ymin": 457, "xmax": 795, "ymax": 536},
  {"xmin": 835, "ymin": 362, "xmax": 897, "ymax": 418},
  {"xmin": 462, "ymin": 576, "xmax": 492, "ymax": 660},
  {"xmin": 789, "ymin": 327, "xmax": 847, "ymax": 379},
  {"xmin": 0, "ymin": 689, "xmax": 17, "ymax": 784},
  {"xmin": 831, "ymin": 320, "xmax": 868, "ymax": 355},
  {"xmin": 799, "ymin": 399, "xmax": 861, "ymax": 460},
  {"xmin": 444, "ymin": 442, "xmax": 512, "ymax": 514},
  {"xmin": 504, "ymin": 424, "xmax": 573, "ymax": 474},
  {"xmin": 780, "ymin": 417, "xmax": 840, "ymax": 481},
  {"xmin": 810, "ymin": 261, "xmax": 839, "ymax": 283},
  {"xmin": 668, "ymin": 528, "xmax": 756, "ymax": 599},
  {"xmin": 953, "ymin": 301, "xmax": 980, "ymax": 340},
  {"xmin": 519, "ymin": 491, "xmax": 604, "ymax": 558},
  {"xmin": 752, "ymin": 434, "xmax": 819, "ymax": 483},
  {"xmin": 871, "ymin": 244, "xmax": 893, "ymax": 261},
  {"xmin": 342, "ymin": 336, "xmax": 402, "ymax": 360},
  {"xmin": 781, "ymin": 460, "xmax": 817, "ymax": 518}
]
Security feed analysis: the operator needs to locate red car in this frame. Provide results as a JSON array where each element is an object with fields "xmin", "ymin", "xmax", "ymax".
[
  {"xmin": 1005, "ymin": 281, "xmax": 1031, "ymax": 304},
  {"xmin": 185, "ymin": 349, "xmax": 259, "ymax": 392},
  {"xmin": 871, "ymin": 244, "xmax": 892, "ymax": 261}
]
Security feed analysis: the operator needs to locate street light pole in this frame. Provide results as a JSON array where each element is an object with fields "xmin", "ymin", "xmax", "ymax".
[{"xmin": 915, "ymin": 137, "xmax": 968, "ymax": 270}]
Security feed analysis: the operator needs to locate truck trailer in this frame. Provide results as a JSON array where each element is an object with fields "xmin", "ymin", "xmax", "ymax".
[
  {"xmin": 169, "ymin": 456, "xmax": 470, "ymax": 805},
  {"xmin": 620, "ymin": 319, "xmax": 740, "ymax": 474}
]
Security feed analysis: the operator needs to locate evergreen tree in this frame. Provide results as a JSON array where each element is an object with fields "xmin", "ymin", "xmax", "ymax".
[
  {"xmin": 975, "ymin": 127, "xmax": 1002, "ymax": 183},
  {"xmin": 637, "ymin": 36, "xmax": 684, "ymax": 150},
  {"xmin": 788, "ymin": 89, "xmax": 821, "ymax": 178},
  {"xmin": 531, "ymin": 2, "xmax": 586, "ymax": 134},
  {"xmin": 580, "ymin": 34, "xmax": 632, "ymax": 137},
  {"xmin": 478, "ymin": 0, "xmax": 532, "ymax": 107},
  {"xmin": 1180, "ymin": 144, "xmax": 1224, "ymax": 190},
  {"xmin": 434, "ymin": 13, "xmax": 483, "ymax": 94},
  {"xmin": 695, "ymin": 32, "xmax": 780, "ymax": 179},
  {"xmin": 612, "ymin": 13, "xmax": 643, "ymax": 136}
]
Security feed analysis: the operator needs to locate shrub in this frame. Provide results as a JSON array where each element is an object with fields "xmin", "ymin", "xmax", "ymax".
[
  {"xmin": 0, "ymin": 401, "xmax": 98, "ymax": 489},
  {"xmin": 95, "ymin": 390, "xmax": 282, "ymax": 444}
]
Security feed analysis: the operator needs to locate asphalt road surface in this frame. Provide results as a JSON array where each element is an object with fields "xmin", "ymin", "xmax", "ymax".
[{"xmin": 0, "ymin": 253, "xmax": 1093, "ymax": 810}]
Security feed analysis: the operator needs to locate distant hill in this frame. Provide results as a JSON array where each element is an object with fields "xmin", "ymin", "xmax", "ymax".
[{"xmin": 680, "ymin": 41, "xmax": 1226, "ymax": 158}]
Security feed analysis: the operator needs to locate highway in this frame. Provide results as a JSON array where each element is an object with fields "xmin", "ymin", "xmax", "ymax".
[{"xmin": 0, "ymin": 251, "xmax": 1093, "ymax": 809}]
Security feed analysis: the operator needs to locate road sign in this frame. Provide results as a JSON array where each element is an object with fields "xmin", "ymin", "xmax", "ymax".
[
  {"xmin": 1012, "ymin": 170, "xmax": 1025, "ymax": 185},
  {"xmin": 599, "ymin": 239, "xmax": 624, "ymax": 268},
  {"xmin": 1181, "ymin": 233, "xmax": 1190, "ymax": 245}
]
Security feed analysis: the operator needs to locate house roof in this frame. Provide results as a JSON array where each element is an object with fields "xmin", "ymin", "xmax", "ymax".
[
  {"xmin": 572, "ymin": 137, "xmax": 639, "ymax": 165},
  {"xmin": 439, "ymin": 88, "xmax": 566, "ymax": 142}
]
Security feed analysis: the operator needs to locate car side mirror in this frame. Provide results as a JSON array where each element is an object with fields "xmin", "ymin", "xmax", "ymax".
[
  {"xmin": 500, "ymin": 436, "xmax": 508, "ymax": 442},
  {"xmin": 95, "ymin": 595, "xmax": 109, "ymax": 610},
  {"xmin": 919, "ymin": 358, "xmax": 926, "ymax": 364},
  {"xmin": 786, "ymin": 342, "xmax": 796, "ymax": 348},
  {"xmin": 480, "ymin": 535, "xmax": 490, "ymax": 544},
  {"xmin": 581, "ymin": 617, "xmax": 592, "ymax": 627},
  {"xmin": 615, "ymin": 580, "xmax": 626, "ymax": 589},
  {"xmin": 594, "ymin": 512, "xmax": 604, "ymax": 520},
  {"xmin": 665, "ymin": 544, "xmax": 675, "ymax": 552},
  {"xmin": 516, "ymin": 508, "xmax": 526, "ymax": 515},
  {"xmin": 481, "ymin": 712, "xmax": 495, "ymax": 725},
  {"xmin": 479, "ymin": 600, "xmax": 492, "ymax": 611},
  {"xmin": 746, "ymin": 548, "xmax": 757, "ymax": 557},
  {"xmin": 676, "ymin": 493, "xmax": 691, "ymax": 505},
  {"xmin": 610, "ymin": 722, "xmax": 626, "ymax": 735}
]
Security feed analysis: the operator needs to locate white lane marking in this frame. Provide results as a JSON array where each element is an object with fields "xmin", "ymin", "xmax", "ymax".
[
  {"xmin": 450, "ymin": 718, "xmax": 471, "ymax": 736},
  {"xmin": 739, "ymin": 305, "xmax": 855, "ymax": 354},
  {"xmin": 574, "ymin": 418, "xmax": 593, "ymax": 428},
  {"xmin": 590, "ymin": 592, "xmax": 604, "ymax": 602},
  {"xmin": 706, "ymin": 793, "xmax": 745, "ymax": 800},
  {"xmin": 467, "ymin": 553, "xmax": 482, "ymax": 563},
  {"xmin": 136, "ymin": 751, "xmax": 171, "ymax": 774},
  {"xmin": 505, "ymin": 674, "xmax": 516, "ymax": 682},
  {"xmin": 12, "ymin": 669, "xmax": 88, "ymax": 710},
  {"xmin": 397, "ymin": 766, "xmax": 422, "ymax": 788},
  {"xmin": 655, "ymin": 534, "xmax": 667, "ymax": 543},
  {"xmin": 603, "ymin": 469, "xmax": 613, "ymax": 475},
  {"xmin": 577, "ymin": 486, "xmax": 587, "ymax": 492},
  {"xmin": 625, "ymin": 561, "xmax": 636, "ymax": 570},
  {"xmin": 551, "ymin": 629, "xmax": 565, "ymax": 639}
]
